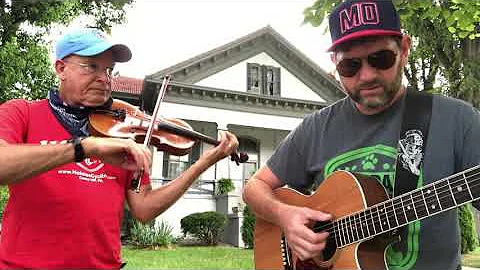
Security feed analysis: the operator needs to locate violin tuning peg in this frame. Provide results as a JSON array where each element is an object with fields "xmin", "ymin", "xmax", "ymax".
[
  {"xmin": 239, "ymin": 152, "xmax": 249, "ymax": 163},
  {"xmin": 230, "ymin": 154, "xmax": 240, "ymax": 166}
]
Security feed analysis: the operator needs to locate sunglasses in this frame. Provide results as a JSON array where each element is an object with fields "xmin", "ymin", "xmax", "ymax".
[{"xmin": 336, "ymin": 49, "xmax": 398, "ymax": 77}]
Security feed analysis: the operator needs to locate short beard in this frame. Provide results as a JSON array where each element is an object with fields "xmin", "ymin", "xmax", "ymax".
[{"xmin": 347, "ymin": 62, "xmax": 404, "ymax": 109}]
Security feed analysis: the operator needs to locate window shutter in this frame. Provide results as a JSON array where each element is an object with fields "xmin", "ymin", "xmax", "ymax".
[
  {"xmin": 162, "ymin": 153, "xmax": 169, "ymax": 178},
  {"xmin": 247, "ymin": 63, "xmax": 252, "ymax": 91},
  {"xmin": 247, "ymin": 63, "xmax": 262, "ymax": 93},
  {"xmin": 274, "ymin": 67, "xmax": 281, "ymax": 97},
  {"xmin": 189, "ymin": 142, "xmax": 201, "ymax": 165},
  {"xmin": 260, "ymin": 65, "xmax": 267, "ymax": 95}
]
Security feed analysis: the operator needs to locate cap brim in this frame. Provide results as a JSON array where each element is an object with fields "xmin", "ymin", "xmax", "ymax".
[
  {"xmin": 74, "ymin": 43, "xmax": 132, "ymax": 62},
  {"xmin": 327, "ymin": 30, "xmax": 402, "ymax": 52}
]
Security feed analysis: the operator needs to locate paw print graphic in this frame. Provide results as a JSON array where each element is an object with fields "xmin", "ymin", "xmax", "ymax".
[
  {"xmin": 361, "ymin": 154, "xmax": 378, "ymax": 171},
  {"xmin": 343, "ymin": 165, "xmax": 357, "ymax": 172}
]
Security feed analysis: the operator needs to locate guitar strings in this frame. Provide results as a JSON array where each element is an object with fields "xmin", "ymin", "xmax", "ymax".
[
  {"xmin": 326, "ymin": 168, "xmax": 480, "ymax": 244},
  {"xmin": 325, "ymin": 169, "xmax": 480, "ymax": 246},
  {"xmin": 306, "ymin": 166, "xmax": 480, "ymax": 246},
  {"xmin": 331, "ymin": 168, "xmax": 480, "ymax": 237}
]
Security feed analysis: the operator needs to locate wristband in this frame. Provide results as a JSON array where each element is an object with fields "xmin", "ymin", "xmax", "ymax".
[{"xmin": 68, "ymin": 137, "xmax": 86, "ymax": 162}]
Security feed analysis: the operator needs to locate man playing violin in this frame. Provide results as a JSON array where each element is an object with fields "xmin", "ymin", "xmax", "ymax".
[
  {"xmin": 0, "ymin": 28, "xmax": 239, "ymax": 268},
  {"xmin": 243, "ymin": 1, "xmax": 480, "ymax": 269}
]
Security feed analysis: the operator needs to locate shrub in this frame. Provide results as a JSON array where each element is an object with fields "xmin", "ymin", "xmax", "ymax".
[
  {"xmin": 121, "ymin": 206, "xmax": 134, "ymax": 244},
  {"xmin": 241, "ymin": 205, "xmax": 256, "ymax": 249},
  {"xmin": 129, "ymin": 219, "xmax": 174, "ymax": 249},
  {"xmin": 180, "ymin": 211, "xmax": 227, "ymax": 245},
  {"xmin": 0, "ymin": 186, "xmax": 9, "ymax": 219},
  {"xmin": 216, "ymin": 178, "xmax": 235, "ymax": 195},
  {"xmin": 459, "ymin": 204, "xmax": 478, "ymax": 254}
]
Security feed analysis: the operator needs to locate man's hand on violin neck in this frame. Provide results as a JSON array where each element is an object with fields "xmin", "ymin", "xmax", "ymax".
[
  {"xmin": 203, "ymin": 131, "xmax": 239, "ymax": 163},
  {"xmin": 82, "ymin": 137, "xmax": 152, "ymax": 172}
]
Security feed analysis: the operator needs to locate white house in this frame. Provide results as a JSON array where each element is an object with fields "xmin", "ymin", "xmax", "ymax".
[{"xmin": 111, "ymin": 26, "xmax": 344, "ymax": 247}]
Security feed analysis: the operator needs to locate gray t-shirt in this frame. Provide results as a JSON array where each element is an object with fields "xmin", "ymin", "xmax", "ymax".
[{"xmin": 267, "ymin": 92, "xmax": 480, "ymax": 270}]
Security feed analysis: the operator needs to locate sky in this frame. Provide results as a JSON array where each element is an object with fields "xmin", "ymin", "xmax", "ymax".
[{"xmin": 103, "ymin": 0, "xmax": 336, "ymax": 79}]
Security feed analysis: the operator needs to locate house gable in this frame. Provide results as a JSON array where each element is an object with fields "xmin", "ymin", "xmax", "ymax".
[
  {"xmin": 197, "ymin": 52, "xmax": 325, "ymax": 102},
  {"xmin": 147, "ymin": 25, "xmax": 344, "ymax": 103}
]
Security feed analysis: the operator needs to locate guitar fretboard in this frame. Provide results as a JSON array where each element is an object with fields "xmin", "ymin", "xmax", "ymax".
[{"xmin": 325, "ymin": 165, "xmax": 480, "ymax": 248}]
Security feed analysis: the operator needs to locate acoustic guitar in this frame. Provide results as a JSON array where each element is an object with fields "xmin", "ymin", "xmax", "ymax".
[{"xmin": 254, "ymin": 165, "xmax": 480, "ymax": 269}]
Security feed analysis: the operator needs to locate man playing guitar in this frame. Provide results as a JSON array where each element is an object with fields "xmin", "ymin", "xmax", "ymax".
[{"xmin": 243, "ymin": 1, "xmax": 480, "ymax": 269}]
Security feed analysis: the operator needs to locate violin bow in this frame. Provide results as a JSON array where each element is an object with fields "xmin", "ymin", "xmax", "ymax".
[{"xmin": 132, "ymin": 75, "xmax": 171, "ymax": 192}]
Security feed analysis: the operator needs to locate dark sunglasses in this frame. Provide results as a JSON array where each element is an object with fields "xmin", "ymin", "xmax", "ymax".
[{"xmin": 336, "ymin": 49, "xmax": 398, "ymax": 77}]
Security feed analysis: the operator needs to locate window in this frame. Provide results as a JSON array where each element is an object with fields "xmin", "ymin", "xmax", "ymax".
[
  {"xmin": 238, "ymin": 137, "xmax": 259, "ymax": 181},
  {"xmin": 164, "ymin": 154, "xmax": 189, "ymax": 179},
  {"xmin": 251, "ymin": 66, "xmax": 259, "ymax": 89},
  {"xmin": 247, "ymin": 63, "xmax": 281, "ymax": 97},
  {"xmin": 162, "ymin": 142, "xmax": 201, "ymax": 179},
  {"xmin": 243, "ymin": 162, "xmax": 257, "ymax": 181},
  {"xmin": 266, "ymin": 69, "xmax": 274, "ymax": 95}
]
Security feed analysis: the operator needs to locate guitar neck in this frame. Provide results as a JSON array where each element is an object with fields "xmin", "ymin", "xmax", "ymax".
[{"xmin": 332, "ymin": 165, "xmax": 480, "ymax": 248}]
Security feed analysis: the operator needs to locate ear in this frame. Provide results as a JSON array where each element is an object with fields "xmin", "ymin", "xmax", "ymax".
[
  {"xmin": 399, "ymin": 35, "xmax": 411, "ymax": 66},
  {"xmin": 55, "ymin": 60, "xmax": 67, "ymax": 80},
  {"xmin": 330, "ymin": 53, "xmax": 336, "ymax": 64}
]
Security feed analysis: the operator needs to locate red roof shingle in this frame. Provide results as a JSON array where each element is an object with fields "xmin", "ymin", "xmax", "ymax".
[{"xmin": 111, "ymin": 76, "xmax": 144, "ymax": 95}]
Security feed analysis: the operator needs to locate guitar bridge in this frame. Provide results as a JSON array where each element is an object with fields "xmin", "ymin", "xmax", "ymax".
[{"xmin": 281, "ymin": 234, "xmax": 293, "ymax": 270}]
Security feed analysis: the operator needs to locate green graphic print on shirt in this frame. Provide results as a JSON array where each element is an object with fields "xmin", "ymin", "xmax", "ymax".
[{"xmin": 323, "ymin": 144, "xmax": 423, "ymax": 270}]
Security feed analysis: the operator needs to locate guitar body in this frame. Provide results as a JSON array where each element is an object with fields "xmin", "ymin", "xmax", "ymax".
[{"xmin": 254, "ymin": 170, "xmax": 393, "ymax": 270}]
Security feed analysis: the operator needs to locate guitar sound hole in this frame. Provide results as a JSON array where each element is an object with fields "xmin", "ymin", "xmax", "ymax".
[
  {"xmin": 294, "ymin": 220, "xmax": 337, "ymax": 269},
  {"xmin": 316, "ymin": 220, "xmax": 337, "ymax": 261}
]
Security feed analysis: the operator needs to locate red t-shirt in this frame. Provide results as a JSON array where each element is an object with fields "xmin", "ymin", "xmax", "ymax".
[{"xmin": 0, "ymin": 99, "xmax": 149, "ymax": 268}]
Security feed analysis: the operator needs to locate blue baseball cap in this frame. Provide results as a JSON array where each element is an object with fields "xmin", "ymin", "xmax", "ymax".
[
  {"xmin": 56, "ymin": 28, "xmax": 132, "ymax": 62},
  {"xmin": 328, "ymin": 0, "xmax": 402, "ymax": 52}
]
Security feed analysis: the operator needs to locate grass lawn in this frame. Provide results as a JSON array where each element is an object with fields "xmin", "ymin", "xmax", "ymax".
[
  {"xmin": 121, "ymin": 246, "xmax": 254, "ymax": 269},
  {"xmin": 121, "ymin": 245, "xmax": 480, "ymax": 269},
  {"xmin": 463, "ymin": 247, "xmax": 480, "ymax": 268}
]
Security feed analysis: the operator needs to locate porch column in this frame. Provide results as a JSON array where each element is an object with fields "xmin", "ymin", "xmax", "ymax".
[{"xmin": 215, "ymin": 122, "xmax": 231, "ymax": 180}]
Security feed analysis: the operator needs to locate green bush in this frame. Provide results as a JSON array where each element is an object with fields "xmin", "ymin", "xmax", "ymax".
[
  {"xmin": 129, "ymin": 219, "xmax": 174, "ymax": 249},
  {"xmin": 180, "ymin": 211, "xmax": 227, "ymax": 245},
  {"xmin": 216, "ymin": 178, "xmax": 235, "ymax": 195},
  {"xmin": 459, "ymin": 204, "xmax": 478, "ymax": 254},
  {"xmin": 0, "ymin": 186, "xmax": 9, "ymax": 219},
  {"xmin": 121, "ymin": 206, "xmax": 134, "ymax": 244},
  {"xmin": 241, "ymin": 205, "xmax": 256, "ymax": 249}
]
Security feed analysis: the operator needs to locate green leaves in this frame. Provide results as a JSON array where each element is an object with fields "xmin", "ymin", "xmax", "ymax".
[
  {"xmin": 180, "ymin": 211, "xmax": 228, "ymax": 246},
  {"xmin": 397, "ymin": 0, "xmax": 480, "ymax": 41},
  {"xmin": 302, "ymin": 0, "xmax": 337, "ymax": 30},
  {"xmin": 0, "ymin": 36, "xmax": 56, "ymax": 102},
  {"xmin": 0, "ymin": 186, "xmax": 9, "ymax": 219},
  {"xmin": 215, "ymin": 178, "xmax": 235, "ymax": 195},
  {"xmin": 241, "ymin": 206, "xmax": 255, "ymax": 249},
  {"xmin": 459, "ymin": 204, "xmax": 479, "ymax": 254},
  {"xmin": 129, "ymin": 219, "xmax": 175, "ymax": 248}
]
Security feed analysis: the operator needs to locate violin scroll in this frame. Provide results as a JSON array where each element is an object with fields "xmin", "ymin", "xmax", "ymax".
[{"xmin": 231, "ymin": 152, "xmax": 249, "ymax": 165}]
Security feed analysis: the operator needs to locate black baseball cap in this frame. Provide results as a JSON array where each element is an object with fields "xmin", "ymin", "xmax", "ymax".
[{"xmin": 327, "ymin": 0, "xmax": 402, "ymax": 52}]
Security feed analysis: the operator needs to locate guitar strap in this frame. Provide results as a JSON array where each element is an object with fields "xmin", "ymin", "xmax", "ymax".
[{"xmin": 393, "ymin": 90, "xmax": 433, "ymax": 197}]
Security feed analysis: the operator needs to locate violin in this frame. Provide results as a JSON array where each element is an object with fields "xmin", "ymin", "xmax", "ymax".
[{"xmin": 88, "ymin": 98, "xmax": 249, "ymax": 164}]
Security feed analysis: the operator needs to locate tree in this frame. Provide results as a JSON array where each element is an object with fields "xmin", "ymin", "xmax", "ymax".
[
  {"xmin": 0, "ymin": 0, "xmax": 133, "ymax": 103},
  {"xmin": 303, "ymin": 0, "xmax": 480, "ymax": 108}
]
